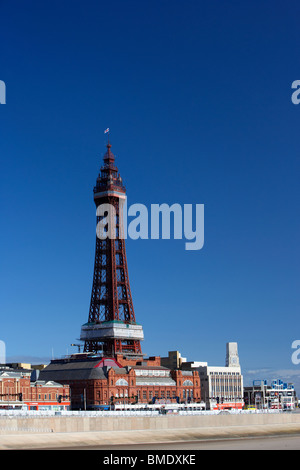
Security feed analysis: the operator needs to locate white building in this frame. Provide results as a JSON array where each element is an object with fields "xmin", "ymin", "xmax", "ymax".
[{"xmin": 182, "ymin": 342, "xmax": 244, "ymax": 410}]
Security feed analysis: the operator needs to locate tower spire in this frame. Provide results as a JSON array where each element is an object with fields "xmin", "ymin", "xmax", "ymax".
[{"xmin": 103, "ymin": 139, "xmax": 115, "ymax": 165}]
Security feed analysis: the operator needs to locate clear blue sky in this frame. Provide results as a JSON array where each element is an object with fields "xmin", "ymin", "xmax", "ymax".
[{"xmin": 1, "ymin": 0, "xmax": 299, "ymax": 388}]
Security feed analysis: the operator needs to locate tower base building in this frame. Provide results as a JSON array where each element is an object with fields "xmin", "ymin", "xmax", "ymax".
[{"xmin": 39, "ymin": 353, "xmax": 201, "ymax": 409}]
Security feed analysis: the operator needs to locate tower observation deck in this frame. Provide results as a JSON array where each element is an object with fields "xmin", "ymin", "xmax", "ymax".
[{"xmin": 80, "ymin": 140, "xmax": 144, "ymax": 357}]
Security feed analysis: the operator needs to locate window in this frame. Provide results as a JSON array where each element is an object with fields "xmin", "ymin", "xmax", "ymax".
[
  {"xmin": 183, "ymin": 380, "xmax": 193, "ymax": 386},
  {"xmin": 115, "ymin": 379, "xmax": 128, "ymax": 386}
]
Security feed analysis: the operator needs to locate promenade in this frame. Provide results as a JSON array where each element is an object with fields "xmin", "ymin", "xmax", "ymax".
[{"xmin": 0, "ymin": 410, "xmax": 300, "ymax": 449}]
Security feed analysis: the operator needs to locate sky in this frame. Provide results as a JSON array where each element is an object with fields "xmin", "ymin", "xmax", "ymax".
[{"xmin": 0, "ymin": 0, "xmax": 299, "ymax": 390}]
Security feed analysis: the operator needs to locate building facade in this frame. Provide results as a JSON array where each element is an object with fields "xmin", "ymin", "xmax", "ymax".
[
  {"xmin": 244, "ymin": 379, "xmax": 297, "ymax": 410},
  {"xmin": 40, "ymin": 354, "xmax": 201, "ymax": 409},
  {"xmin": 196, "ymin": 364, "xmax": 244, "ymax": 410},
  {"xmin": 161, "ymin": 351, "xmax": 187, "ymax": 370},
  {"xmin": 177, "ymin": 342, "xmax": 244, "ymax": 410},
  {"xmin": 0, "ymin": 365, "xmax": 70, "ymax": 410}
]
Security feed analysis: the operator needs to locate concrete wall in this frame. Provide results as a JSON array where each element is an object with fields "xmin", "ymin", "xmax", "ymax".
[
  {"xmin": 0, "ymin": 412, "xmax": 300, "ymax": 434},
  {"xmin": 1, "ymin": 413, "xmax": 300, "ymax": 449}
]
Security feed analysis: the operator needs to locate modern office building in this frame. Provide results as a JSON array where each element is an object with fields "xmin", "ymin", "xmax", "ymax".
[{"xmin": 180, "ymin": 342, "xmax": 244, "ymax": 410}]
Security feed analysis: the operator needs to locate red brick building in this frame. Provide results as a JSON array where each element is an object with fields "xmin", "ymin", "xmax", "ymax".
[
  {"xmin": 0, "ymin": 366, "xmax": 70, "ymax": 410},
  {"xmin": 39, "ymin": 354, "xmax": 201, "ymax": 409}
]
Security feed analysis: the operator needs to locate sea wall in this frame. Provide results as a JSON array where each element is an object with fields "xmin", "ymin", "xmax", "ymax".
[
  {"xmin": 1, "ymin": 412, "xmax": 300, "ymax": 449},
  {"xmin": 0, "ymin": 411, "xmax": 300, "ymax": 434}
]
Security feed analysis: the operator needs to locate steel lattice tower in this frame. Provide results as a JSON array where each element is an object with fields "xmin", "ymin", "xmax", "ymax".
[{"xmin": 80, "ymin": 140, "xmax": 144, "ymax": 357}]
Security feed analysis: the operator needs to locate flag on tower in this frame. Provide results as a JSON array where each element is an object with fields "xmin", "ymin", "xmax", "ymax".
[{"xmin": 104, "ymin": 128, "xmax": 109, "ymax": 134}]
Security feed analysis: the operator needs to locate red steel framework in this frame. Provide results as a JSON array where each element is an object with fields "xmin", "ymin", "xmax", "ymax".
[{"xmin": 82, "ymin": 140, "xmax": 143, "ymax": 357}]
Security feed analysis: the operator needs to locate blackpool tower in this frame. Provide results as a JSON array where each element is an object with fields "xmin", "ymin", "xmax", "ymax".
[{"xmin": 80, "ymin": 139, "xmax": 144, "ymax": 357}]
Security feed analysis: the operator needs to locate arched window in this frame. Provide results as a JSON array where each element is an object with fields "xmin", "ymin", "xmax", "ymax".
[
  {"xmin": 115, "ymin": 379, "xmax": 128, "ymax": 386},
  {"xmin": 183, "ymin": 380, "xmax": 193, "ymax": 386}
]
